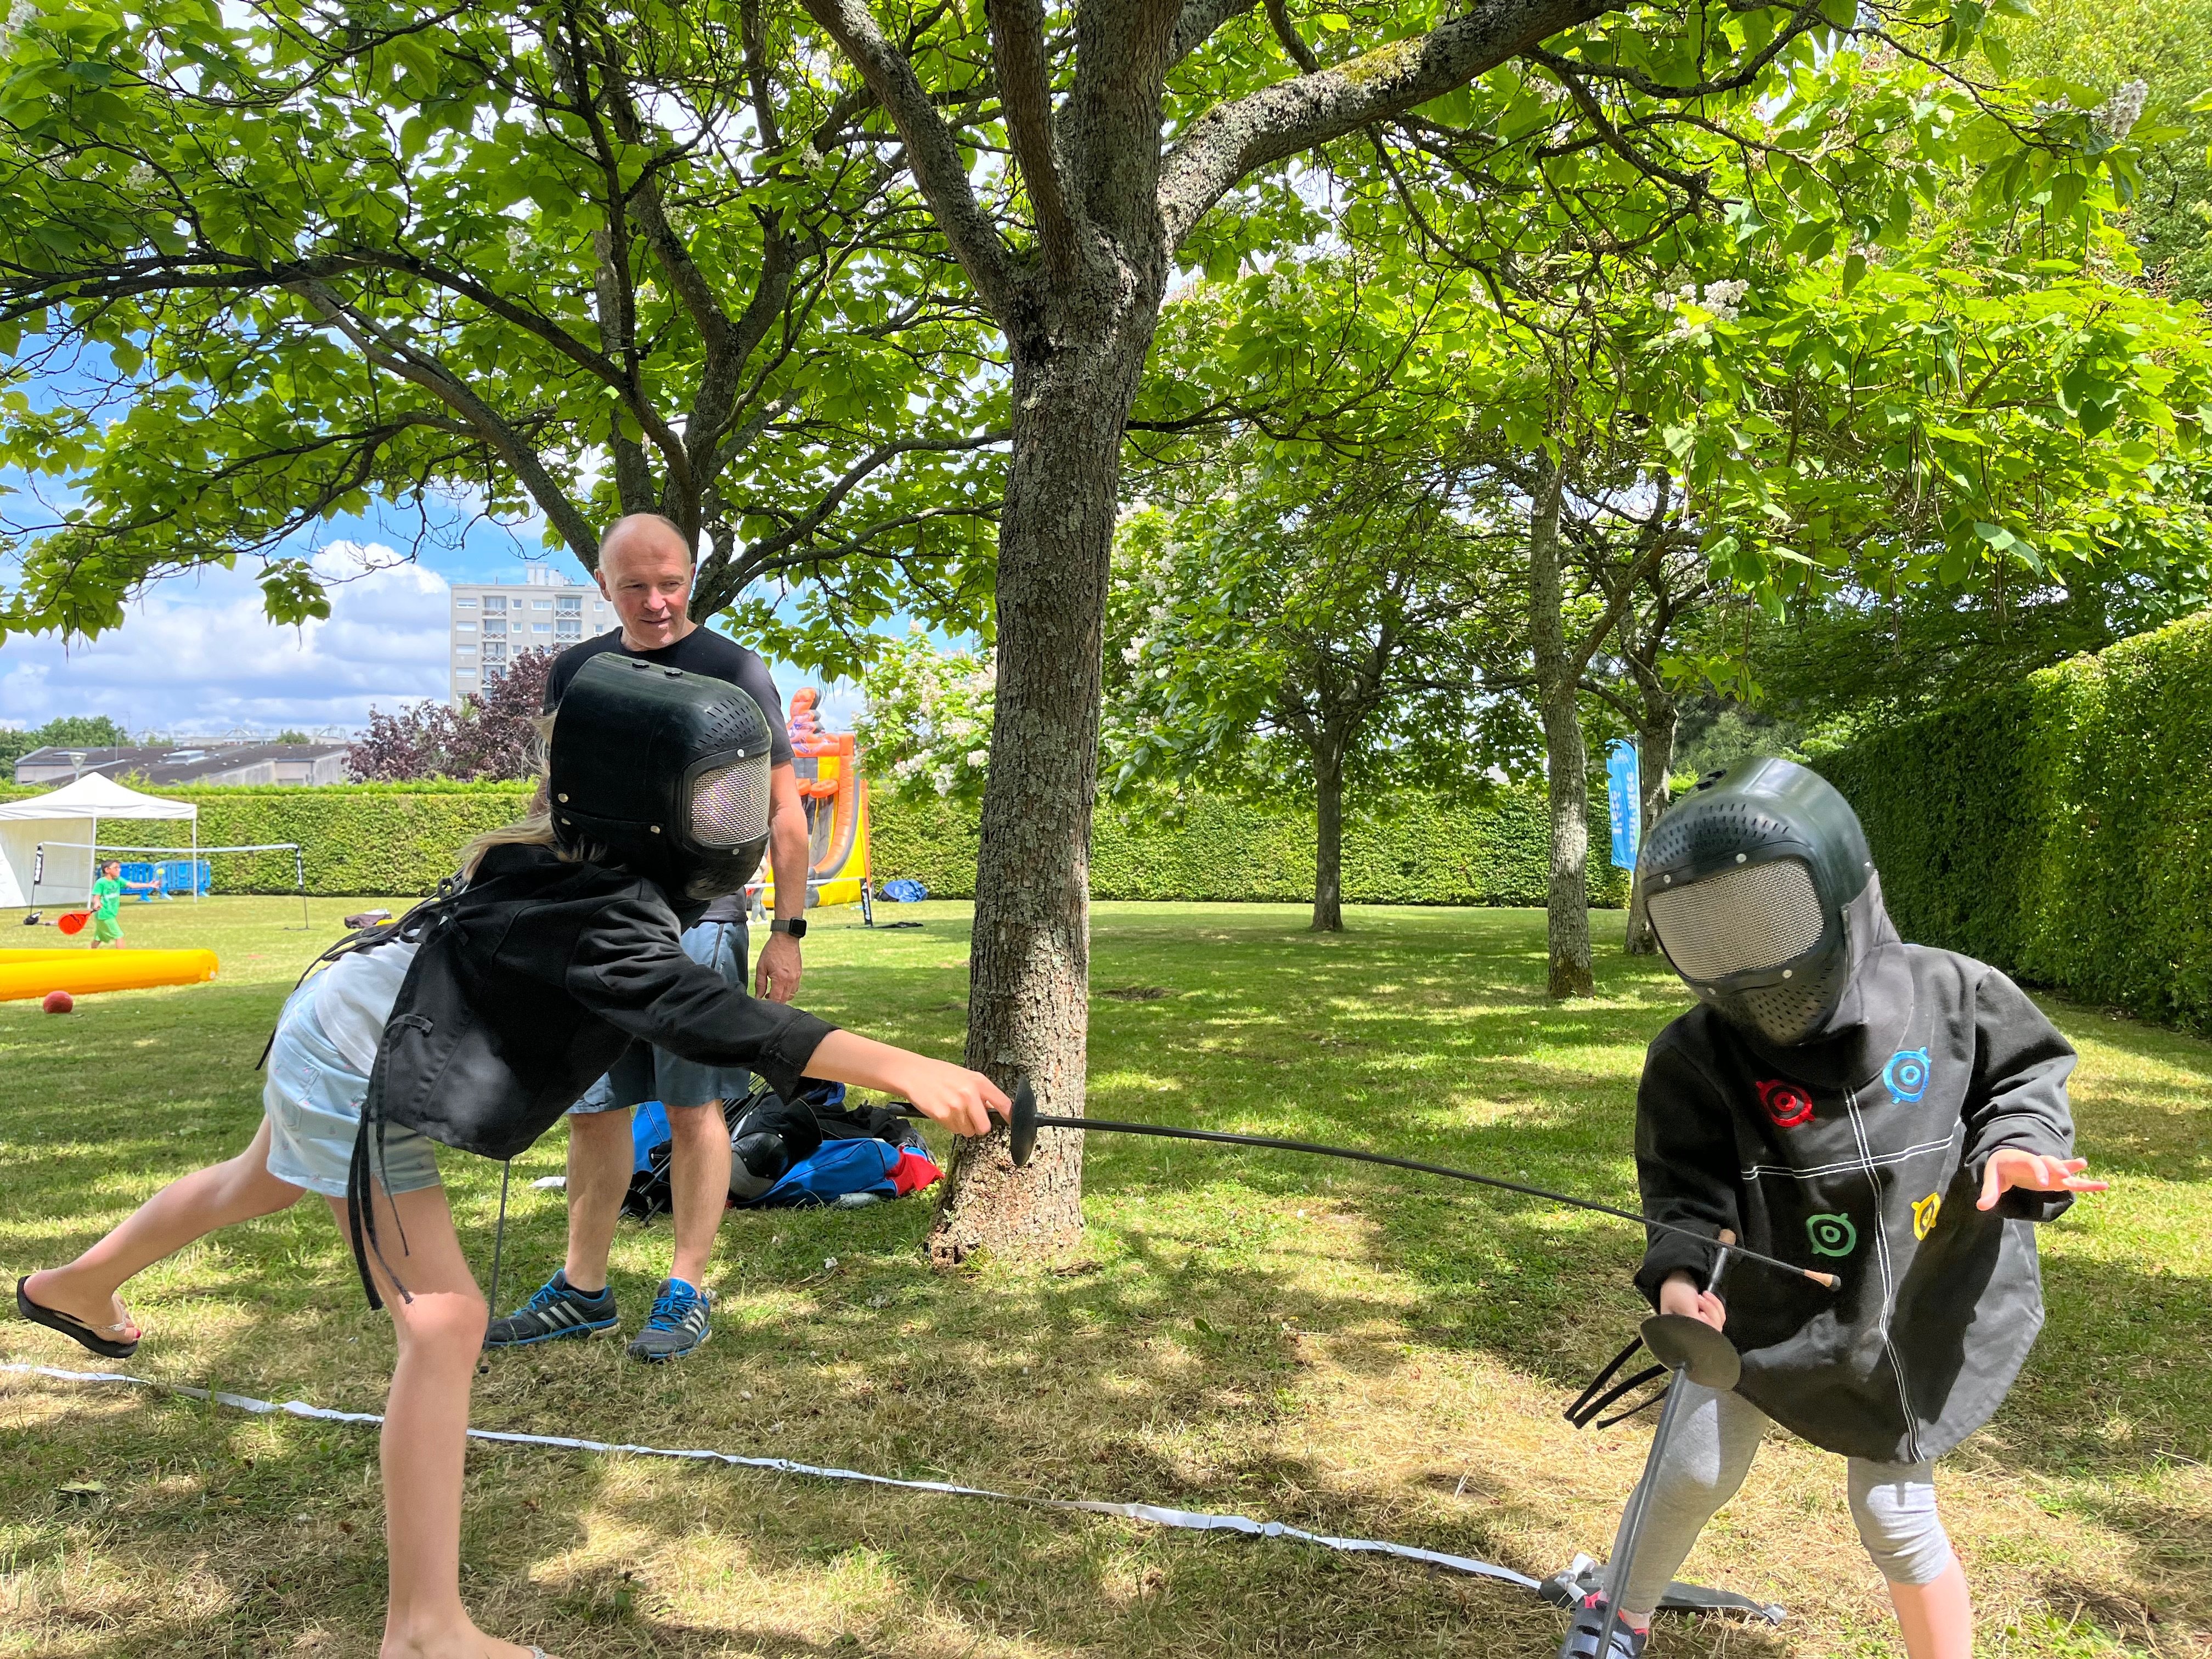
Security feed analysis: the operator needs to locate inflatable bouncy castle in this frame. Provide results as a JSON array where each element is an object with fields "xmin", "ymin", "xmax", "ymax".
[{"xmin": 751, "ymin": 689, "xmax": 874, "ymax": 924}]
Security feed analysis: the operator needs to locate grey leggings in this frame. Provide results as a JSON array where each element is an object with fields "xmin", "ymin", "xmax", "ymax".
[{"xmin": 1606, "ymin": 1383, "xmax": 1956, "ymax": 1618}]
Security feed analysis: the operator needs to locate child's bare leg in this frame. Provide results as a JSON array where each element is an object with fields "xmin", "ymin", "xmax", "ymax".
[
  {"xmin": 327, "ymin": 1183, "xmax": 542, "ymax": 1659},
  {"xmin": 25, "ymin": 1120, "xmax": 302, "ymax": 1335},
  {"xmin": 1849, "ymin": 1460, "xmax": 1967, "ymax": 1659},
  {"xmin": 1886, "ymin": 1558, "xmax": 1972, "ymax": 1659}
]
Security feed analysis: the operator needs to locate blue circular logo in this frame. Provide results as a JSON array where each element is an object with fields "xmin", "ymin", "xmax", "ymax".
[{"xmin": 1883, "ymin": 1048, "xmax": 1931, "ymax": 1104}]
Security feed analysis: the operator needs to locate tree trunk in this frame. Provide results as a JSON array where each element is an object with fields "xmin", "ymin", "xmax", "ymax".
[
  {"xmin": 1625, "ymin": 693, "xmax": 1676, "ymax": 956},
  {"xmin": 927, "ymin": 279, "xmax": 1164, "ymax": 1266},
  {"xmin": 1527, "ymin": 461, "xmax": 1593, "ymax": 999},
  {"xmin": 1311, "ymin": 730, "xmax": 1346, "ymax": 932}
]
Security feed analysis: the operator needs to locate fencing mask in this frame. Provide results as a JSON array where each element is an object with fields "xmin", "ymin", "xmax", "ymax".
[
  {"xmin": 1639, "ymin": 758, "xmax": 1878, "ymax": 1048},
  {"xmin": 550, "ymin": 653, "xmax": 774, "ymax": 901}
]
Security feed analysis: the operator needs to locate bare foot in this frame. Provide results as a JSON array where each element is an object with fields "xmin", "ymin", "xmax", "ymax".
[
  {"xmin": 21, "ymin": 1269, "xmax": 138, "ymax": 1343},
  {"xmin": 377, "ymin": 1630, "xmax": 549, "ymax": 1659}
]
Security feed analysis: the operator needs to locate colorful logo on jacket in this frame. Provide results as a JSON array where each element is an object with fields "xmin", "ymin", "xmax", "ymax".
[
  {"xmin": 1912, "ymin": 1192, "xmax": 1942, "ymax": 1240},
  {"xmin": 1805, "ymin": 1212, "xmax": 1859, "ymax": 1257},
  {"xmin": 1756, "ymin": 1079, "xmax": 1816, "ymax": 1128},
  {"xmin": 1883, "ymin": 1048, "xmax": 1931, "ymax": 1104}
]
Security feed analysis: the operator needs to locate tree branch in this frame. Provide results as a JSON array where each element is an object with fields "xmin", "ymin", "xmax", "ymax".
[
  {"xmin": 986, "ymin": 0, "xmax": 1080, "ymax": 280},
  {"xmin": 1168, "ymin": 0, "xmax": 1260, "ymax": 69},
  {"xmin": 1156, "ymin": 0, "xmax": 1613, "ymax": 249},
  {"xmin": 286, "ymin": 280, "xmax": 602, "ymax": 561},
  {"xmin": 1261, "ymin": 0, "xmax": 1319, "ymax": 74},
  {"xmin": 800, "ymin": 0, "xmax": 1017, "ymax": 319}
]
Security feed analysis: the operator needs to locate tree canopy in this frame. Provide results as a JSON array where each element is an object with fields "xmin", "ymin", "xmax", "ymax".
[{"xmin": 0, "ymin": 0, "xmax": 1005, "ymax": 659}]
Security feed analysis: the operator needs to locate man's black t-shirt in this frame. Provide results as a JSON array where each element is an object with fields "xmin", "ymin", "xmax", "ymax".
[
  {"xmin": 543, "ymin": 626, "xmax": 794, "ymax": 768},
  {"xmin": 544, "ymin": 626, "xmax": 794, "ymax": 924}
]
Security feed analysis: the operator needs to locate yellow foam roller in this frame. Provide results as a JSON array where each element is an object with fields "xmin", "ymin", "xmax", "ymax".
[{"xmin": 0, "ymin": 949, "xmax": 220, "ymax": 1002}]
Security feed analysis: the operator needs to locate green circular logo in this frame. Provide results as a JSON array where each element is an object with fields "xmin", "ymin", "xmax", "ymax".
[{"xmin": 1806, "ymin": 1212, "xmax": 1859, "ymax": 1258}]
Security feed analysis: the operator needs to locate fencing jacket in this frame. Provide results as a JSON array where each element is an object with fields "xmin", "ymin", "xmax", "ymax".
[
  {"xmin": 342, "ymin": 842, "xmax": 836, "ymax": 1302},
  {"xmin": 1634, "ymin": 895, "xmax": 2078, "ymax": 1464}
]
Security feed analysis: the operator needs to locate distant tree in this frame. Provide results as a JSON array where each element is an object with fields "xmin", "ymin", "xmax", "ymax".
[
  {"xmin": 1108, "ymin": 465, "xmax": 1527, "ymax": 933},
  {"xmin": 346, "ymin": 650, "xmax": 555, "ymax": 782},
  {"xmin": 0, "ymin": 713, "xmax": 134, "ymax": 772},
  {"xmin": 854, "ymin": 632, "xmax": 997, "ymax": 805},
  {"xmin": 274, "ymin": 730, "xmax": 314, "ymax": 745}
]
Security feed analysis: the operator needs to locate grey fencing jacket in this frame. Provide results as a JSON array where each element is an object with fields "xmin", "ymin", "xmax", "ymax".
[{"xmin": 1634, "ymin": 886, "xmax": 2078, "ymax": 1463}]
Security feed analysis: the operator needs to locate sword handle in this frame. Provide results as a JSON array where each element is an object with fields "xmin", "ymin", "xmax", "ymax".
[{"xmin": 1702, "ymin": 1228, "xmax": 1735, "ymax": 1297}]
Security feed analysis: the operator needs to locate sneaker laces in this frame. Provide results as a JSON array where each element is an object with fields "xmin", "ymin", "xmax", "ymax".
[
  {"xmin": 522, "ymin": 1278, "xmax": 571, "ymax": 1313},
  {"xmin": 647, "ymin": 1282, "xmax": 703, "ymax": 1330}
]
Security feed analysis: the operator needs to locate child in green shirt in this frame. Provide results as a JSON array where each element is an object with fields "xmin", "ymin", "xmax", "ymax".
[{"xmin": 88, "ymin": 860, "xmax": 155, "ymax": 947}]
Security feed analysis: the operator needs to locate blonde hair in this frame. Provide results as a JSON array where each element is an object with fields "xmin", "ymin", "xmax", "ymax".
[{"xmin": 459, "ymin": 714, "xmax": 570, "ymax": 878}]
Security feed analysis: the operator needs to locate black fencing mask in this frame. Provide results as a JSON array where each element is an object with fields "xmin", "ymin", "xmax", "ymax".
[
  {"xmin": 1639, "ymin": 758, "xmax": 1880, "ymax": 1048},
  {"xmin": 550, "ymin": 653, "xmax": 774, "ymax": 901}
]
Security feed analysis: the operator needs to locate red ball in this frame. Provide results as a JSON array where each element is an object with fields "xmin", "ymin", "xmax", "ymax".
[{"xmin": 42, "ymin": 990, "xmax": 74, "ymax": 1014}]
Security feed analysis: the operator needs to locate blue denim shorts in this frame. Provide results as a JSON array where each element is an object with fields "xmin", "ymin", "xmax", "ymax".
[
  {"xmin": 262, "ymin": 980, "xmax": 443, "ymax": 1199},
  {"xmin": 569, "ymin": 918, "xmax": 753, "ymax": 1115}
]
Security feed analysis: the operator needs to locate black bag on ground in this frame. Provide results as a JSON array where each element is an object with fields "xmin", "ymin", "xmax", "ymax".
[{"xmin": 620, "ymin": 1078, "xmax": 922, "ymax": 1219}]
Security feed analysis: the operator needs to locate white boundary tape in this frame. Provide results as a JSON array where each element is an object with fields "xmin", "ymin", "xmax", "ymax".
[{"xmin": 4, "ymin": 1361, "xmax": 1542, "ymax": 1590}]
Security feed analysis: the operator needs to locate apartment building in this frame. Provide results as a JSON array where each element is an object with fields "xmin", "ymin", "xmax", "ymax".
[{"xmin": 448, "ymin": 566, "xmax": 613, "ymax": 704}]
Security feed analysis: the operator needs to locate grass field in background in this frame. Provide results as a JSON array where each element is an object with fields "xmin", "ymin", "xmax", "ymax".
[{"xmin": 2, "ymin": 896, "xmax": 2207, "ymax": 1658}]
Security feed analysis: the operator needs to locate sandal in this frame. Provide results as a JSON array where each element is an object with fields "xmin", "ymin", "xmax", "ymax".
[{"xmin": 15, "ymin": 1277, "xmax": 140, "ymax": 1360}]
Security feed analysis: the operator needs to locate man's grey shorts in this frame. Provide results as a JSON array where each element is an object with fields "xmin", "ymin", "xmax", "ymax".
[{"xmin": 569, "ymin": 917, "xmax": 752, "ymax": 1115}]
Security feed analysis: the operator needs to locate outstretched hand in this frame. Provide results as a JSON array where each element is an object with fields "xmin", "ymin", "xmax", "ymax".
[
  {"xmin": 1977, "ymin": 1148, "xmax": 2107, "ymax": 1210},
  {"xmin": 890, "ymin": 1054, "xmax": 1008, "ymax": 1139}
]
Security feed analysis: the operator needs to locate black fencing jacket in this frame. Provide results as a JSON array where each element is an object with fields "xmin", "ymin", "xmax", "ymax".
[
  {"xmin": 343, "ymin": 842, "xmax": 836, "ymax": 1302},
  {"xmin": 1634, "ymin": 884, "xmax": 2078, "ymax": 1463}
]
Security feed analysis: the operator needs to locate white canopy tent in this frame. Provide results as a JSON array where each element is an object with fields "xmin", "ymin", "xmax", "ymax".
[{"xmin": 0, "ymin": 774, "xmax": 196, "ymax": 908}]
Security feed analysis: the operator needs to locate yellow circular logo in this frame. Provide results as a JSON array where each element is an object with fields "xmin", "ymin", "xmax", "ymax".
[{"xmin": 1912, "ymin": 1192, "xmax": 1942, "ymax": 1241}]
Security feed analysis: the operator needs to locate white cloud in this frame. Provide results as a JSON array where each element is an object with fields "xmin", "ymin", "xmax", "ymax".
[{"xmin": 0, "ymin": 546, "xmax": 451, "ymax": 735}]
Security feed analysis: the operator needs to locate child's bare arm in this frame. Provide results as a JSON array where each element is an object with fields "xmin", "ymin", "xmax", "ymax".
[{"xmin": 805, "ymin": 1030, "xmax": 1007, "ymax": 1137}]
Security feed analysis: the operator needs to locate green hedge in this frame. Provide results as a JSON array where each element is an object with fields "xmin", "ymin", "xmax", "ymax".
[
  {"xmin": 1814, "ymin": 608, "xmax": 2212, "ymax": 1030},
  {"xmin": 39, "ymin": 783, "xmax": 538, "ymax": 896},
  {"xmin": 4, "ymin": 777, "xmax": 1631, "ymax": 909},
  {"xmin": 871, "ymin": 785, "xmax": 1629, "ymax": 907}
]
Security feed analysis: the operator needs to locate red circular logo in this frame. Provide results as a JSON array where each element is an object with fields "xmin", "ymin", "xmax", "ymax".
[{"xmin": 1756, "ymin": 1079, "xmax": 1815, "ymax": 1128}]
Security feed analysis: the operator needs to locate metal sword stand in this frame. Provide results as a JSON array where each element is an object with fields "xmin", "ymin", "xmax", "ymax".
[
  {"xmin": 484, "ymin": 1160, "xmax": 514, "ymax": 1339},
  {"xmin": 1587, "ymin": 1230, "xmax": 1740, "ymax": 1658}
]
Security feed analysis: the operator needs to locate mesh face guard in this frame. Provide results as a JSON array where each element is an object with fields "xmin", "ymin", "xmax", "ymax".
[
  {"xmin": 689, "ymin": 758, "xmax": 773, "ymax": 848},
  {"xmin": 551, "ymin": 654, "xmax": 774, "ymax": 899},
  {"xmin": 1645, "ymin": 859, "xmax": 1825, "ymax": 982},
  {"xmin": 1638, "ymin": 758, "xmax": 1876, "ymax": 1047}
]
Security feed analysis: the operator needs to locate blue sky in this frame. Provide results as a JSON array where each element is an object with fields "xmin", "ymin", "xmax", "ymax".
[{"xmin": 0, "ymin": 500, "xmax": 865, "ymax": 737}]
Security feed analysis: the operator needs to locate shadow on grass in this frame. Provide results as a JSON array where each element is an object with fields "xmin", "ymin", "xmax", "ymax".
[{"xmin": 4, "ymin": 902, "xmax": 2205, "ymax": 1655}]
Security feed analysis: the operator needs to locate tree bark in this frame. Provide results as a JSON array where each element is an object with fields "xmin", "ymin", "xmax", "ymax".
[
  {"xmin": 1528, "ymin": 460, "xmax": 1594, "ymax": 999},
  {"xmin": 1625, "ymin": 691, "xmax": 1676, "ymax": 955},
  {"xmin": 927, "ymin": 273, "xmax": 1166, "ymax": 1266},
  {"xmin": 1311, "ymin": 726, "xmax": 1346, "ymax": 932}
]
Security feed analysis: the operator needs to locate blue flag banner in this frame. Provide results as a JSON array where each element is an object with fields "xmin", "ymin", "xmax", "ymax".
[{"xmin": 1606, "ymin": 740, "xmax": 1641, "ymax": 870}]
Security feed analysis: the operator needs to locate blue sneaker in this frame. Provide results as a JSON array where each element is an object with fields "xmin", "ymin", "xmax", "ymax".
[
  {"xmin": 483, "ymin": 1271, "xmax": 618, "ymax": 1348},
  {"xmin": 628, "ymin": 1277, "xmax": 713, "ymax": 1363}
]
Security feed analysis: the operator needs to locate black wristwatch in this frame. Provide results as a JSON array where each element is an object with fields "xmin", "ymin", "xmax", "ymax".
[{"xmin": 769, "ymin": 917, "xmax": 808, "ymax": 939}]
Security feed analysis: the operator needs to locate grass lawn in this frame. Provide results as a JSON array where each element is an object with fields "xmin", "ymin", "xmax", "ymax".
[{"xmin": 2, "ymin": 895, "xmax": 2208, "ymax": 1658}]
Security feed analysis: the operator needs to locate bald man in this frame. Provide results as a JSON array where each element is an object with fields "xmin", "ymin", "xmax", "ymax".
[{"xmin": 487, "ymin": 512, "xmax": 811, "ymax": 1361}]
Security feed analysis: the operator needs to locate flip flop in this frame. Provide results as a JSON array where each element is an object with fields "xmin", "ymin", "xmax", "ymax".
[{"xmin": 15, "ymin": 1277, "xmax": 140, "ymax": 1360}]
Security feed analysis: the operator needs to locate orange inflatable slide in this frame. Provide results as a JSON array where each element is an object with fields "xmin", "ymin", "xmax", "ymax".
[{"xmin": 0, "ymin": 947, "xmax": 219, "ymax": 1003}]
